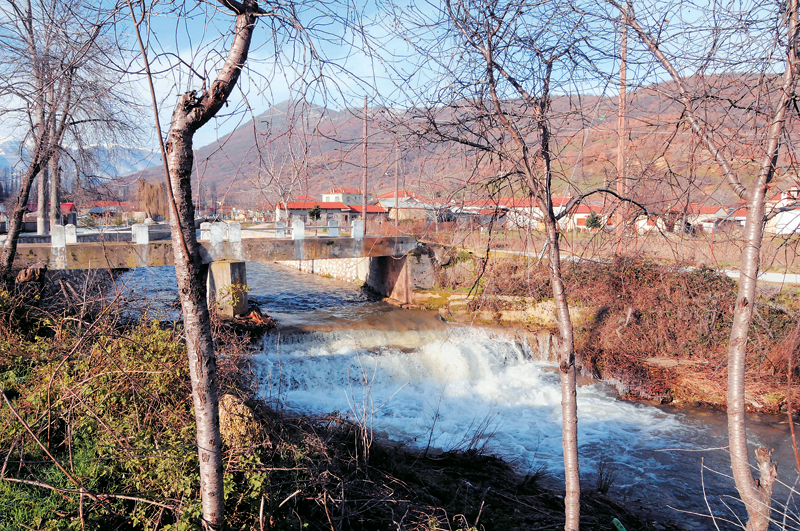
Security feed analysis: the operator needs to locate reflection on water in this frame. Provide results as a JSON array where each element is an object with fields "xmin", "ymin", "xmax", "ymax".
[{"xmin": 118, "ymin": 261, "xmax": 797, "ymax": 530}]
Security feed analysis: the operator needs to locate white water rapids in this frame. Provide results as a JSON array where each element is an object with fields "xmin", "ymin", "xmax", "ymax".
[{"xmin": 118, "ymin": 262, "xmax": 799, "ymax": 530}]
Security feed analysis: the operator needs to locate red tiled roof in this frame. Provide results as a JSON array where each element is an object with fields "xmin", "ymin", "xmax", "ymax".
[
  {"xmin": 281, "ymin": 201, "xmax": 352, "ymax": 210},
  {"xmin": 685, "ymin": 203, "xmax": 725, "ymax": 215},
  {"xmin": 349, "ymin": 204, "xmax": 388, "ymax": 214},
  {"xmin": 375, "ymin": 190, "xmax": 416, "ymax": 199},
  {"xmin": 497, "ymin": 197, "xmax": 535, "ymax": 208},
  {"xmin": 324, "ymin": 188, "xmax": 361, "ymax": 195},
  {"xmin": 60, "ymin": 202, "xmax": 76, "ymax": 212},
  {"xmin": 572, "ymin": 204, "xmax": 604, "ymax": 214}
]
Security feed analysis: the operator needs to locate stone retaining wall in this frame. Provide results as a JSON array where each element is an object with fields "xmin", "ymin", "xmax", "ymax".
[
  {"xmin": 280, "ymin": 256, "xmax": 371, "ymax": 284},
  {"xmin": 278, "ymin": 252, "xmax": 436, "ymax": 303}
]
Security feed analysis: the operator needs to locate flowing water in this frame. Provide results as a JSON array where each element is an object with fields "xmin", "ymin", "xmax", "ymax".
[{"xmin": 119, "ymin": 262, "xmax": 799, "ymax": 530}]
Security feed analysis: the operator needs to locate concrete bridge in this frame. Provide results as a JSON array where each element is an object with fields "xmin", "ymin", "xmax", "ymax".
[
  {"xmin": 12, "ymin": 219, "xmax": 417, "ymax": 270},
  {"xmin": 12, "ymin": 219, "xmax": 422, "ymax": 317}
]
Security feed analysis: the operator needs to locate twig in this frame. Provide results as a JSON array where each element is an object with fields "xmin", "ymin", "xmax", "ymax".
[
  {"xmin": 700, "ymin": 458, "xmax": 721, "ymax": 531},
  {"xmin": 0, "ymin": 476, "xmax": 177, "ymax": 509},
  {"xmin": 259, "ymin": 495, "xmax": 265, "ymax": 531},
  {"xmin": 1, "ymin": 437, "xmax": 18, "ymax": 477},
  {"xmin": 1, "ymin": 390, "xmax": 102, "ymax": 506},
  {"xmin": 788, "ymin": 326, "xmax": 800, "ymax": 473},
  {"xmin": 324, "ymin": 491, "xmax": 336, "ymax": 531},
  {"xmin": 279, "ymin": 489, "xmax": 301, "ymax": 508},
  {"xmin": 80, "ymin": 489, "xmax": 86, "ymax": 531}
]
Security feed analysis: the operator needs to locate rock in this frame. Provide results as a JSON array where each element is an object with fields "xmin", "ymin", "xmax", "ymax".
[
  {"xmin": 433, "ymin": 247, "xmax": 451, "ymax": 266},
  {"xmin": 219, "ymin": 394, "xmax": 260, "ymax": 449},
  {"xmin": 15, "ymin": 262, "xmax": 47, "ymax": 294}
]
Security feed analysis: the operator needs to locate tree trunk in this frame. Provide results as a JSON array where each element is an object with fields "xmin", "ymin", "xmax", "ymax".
[
  {"xmin": 0, "ymin": 160, "xmax": 44, "ymax": 284},
  {"xmin": 544, "ymin": 216, "xmax": 579, "ymax": 531},
  {"xmin": 154, "ymin": 2, "xmax": 258, "ymax": 527},
  {"xmin": 49, "ymin": 155, "xmax": 61, "ymax": 228},
  {"xmin": 616, "ymin": 4, "xmax": 797, "ymax": 525},
  {"xmin": 165, "ymin": 129, "xmax": 224, "ymax": 527},
  {"xmin": 37, "ymin": 164, "xmax": 49, "ymax": 235},
  {"xmin": 727, "ymin": 184, "xmax": 777, "ymax": 531}
]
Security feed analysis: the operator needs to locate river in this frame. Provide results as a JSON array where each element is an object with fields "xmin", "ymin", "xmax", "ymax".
[{"xmin": 118, "ymin": 262, "xmax": 798, "ymax": 530}]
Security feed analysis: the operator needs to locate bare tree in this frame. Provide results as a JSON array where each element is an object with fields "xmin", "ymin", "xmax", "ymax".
[
  {"xmin": 251, "ymin": 100, "xmax": 324, "ymax": 218},
  {"xmin": 378, "ymin": 0, "xmax": 625, "ymax": 526},
  {"xmin": 0, "ymin": 0, "xmax": 136, "ymax": 281},
  {"xmin": 604, "ymin": 0, "xmax": 800, "ymax": 527},
  {"xmin": 126, "ymin": 0, "xmax": 362, "ymax": 524},
  {"xmin": 126, "ymin": 0, "xmax": 267, "ymax": 525}
]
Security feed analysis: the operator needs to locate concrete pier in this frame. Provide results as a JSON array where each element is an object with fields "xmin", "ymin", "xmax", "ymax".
[{"xmin": 207, "ymin": 260, "xmax": 248, "ymax": 319}]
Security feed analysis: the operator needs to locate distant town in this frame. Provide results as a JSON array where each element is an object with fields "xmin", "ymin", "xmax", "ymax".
[{"xmin": 3, "ymin": 185, "xmax": 800, "ymax": 237}]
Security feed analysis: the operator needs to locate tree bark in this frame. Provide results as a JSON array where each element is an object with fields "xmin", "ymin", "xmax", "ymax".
[
  {"xmin": 545, "ymin": 218, "xmax": 579, "ymax": 531},
  {"xmin": 49, "ymin": 155, "xmax": 61, "ymax": 228},
  {"xmin": 156, "ymin": 2, "xmax": 258, "ymax": 527},
  {"xmin": 0, "ymin": 160, "xmax": 45, "ymax": 283}
]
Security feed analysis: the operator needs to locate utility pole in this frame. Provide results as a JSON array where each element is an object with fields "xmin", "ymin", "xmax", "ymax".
[
  {"xmin": 395, "ymin": 142, "xmax": 400, "ymax": 229},
  {"xmin": 362, "ymin": 96, "xmax": 368, "ymax": 232},
  {"xmin": 616, "ymin": 7, "xmax": 628, "ymax": 256}
]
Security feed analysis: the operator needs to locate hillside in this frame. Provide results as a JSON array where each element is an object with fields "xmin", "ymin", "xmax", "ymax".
[{"xmin": 121, "ymin": 75, "xmax": 799, "ymax": 210}]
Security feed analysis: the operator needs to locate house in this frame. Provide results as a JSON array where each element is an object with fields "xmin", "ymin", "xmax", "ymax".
[
  {"xmin": 59, "ymin": 202, "xmax": 78, "ymax": 226},
  {"xmin": 321, "ymin": 188, "xmax": 363, "ymax": 205},
  {"xmin": 560, "ymin": 203, "xmax": 610, "ymax": 232},
  {"xmin": 634, "ymin": 214, "xmax": 667, "ymax": 234},
  {"xmin": 680, "ymin": 203, "xmax": 728, "ymax": 233},
  {"xmin": 348, "ymin": 204, "xmax": 390, "ymax": 222},
  {"xmin": 277, "ymin": 201, "xmax": 360, "ymax": 225},
  {"xmin": 85, "ymin": 201, "xmax": 140, "ymax": 221},
  {"xmin": 726, "ymin": 204, "xmax": 748, "ymax": 228},
  {"xmin": 374, "ymin": 190, "xmax": 450, "ymax": 222},
  {"xmin": 766, "ymin": 188, "xmax": 800, "ymax": 234},
  {"xmin": 450, "ymin": 198, "xmax": 509, "ymax": 228},
  {"xmin": 502, "ymin": 196, "xmax": 573, "ymax": 231}
]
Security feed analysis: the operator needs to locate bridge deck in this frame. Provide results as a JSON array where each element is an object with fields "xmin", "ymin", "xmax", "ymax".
[{"xmin": 13, "ymin": 236, "xmax": 418, "ymax": 270}]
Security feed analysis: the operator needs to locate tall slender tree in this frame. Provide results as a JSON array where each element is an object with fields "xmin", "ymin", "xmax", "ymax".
[
  {"xmin": 127, "ymin": 0, "xmax": 265, "ymax": 524},
  {"xmin": 605, "ymin": 0, "xmax": 800, "ymax": 526},
  {"xmin": 378, "ymin": 0, "xmax": 632, "ymax": 526}
]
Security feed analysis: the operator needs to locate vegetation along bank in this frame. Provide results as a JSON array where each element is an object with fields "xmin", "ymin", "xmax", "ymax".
[{"xmin": 409, "ymin": 251, "xmax": 799, "ymax": 414}]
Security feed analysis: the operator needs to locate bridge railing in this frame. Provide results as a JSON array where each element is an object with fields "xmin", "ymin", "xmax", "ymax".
[
  {"xmin": 48, "ymin": 219, "xmax": 367, "ymax": 251},
  {"xmin": 194, "ymin": 219, "xmax": 364, "ymax": 243}
]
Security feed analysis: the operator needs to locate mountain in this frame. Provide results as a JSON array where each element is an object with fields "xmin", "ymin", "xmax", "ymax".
[
  {"xmin": 120, "ymin": 76, "xmax": 798, "ymax": 211},
  {"xmin": 123, "ymin": 100, "xmax": 480, "ymax": 208},
  {"xmin": 0, "ymin": 138, "xmax": 156, "ymax": 178}
]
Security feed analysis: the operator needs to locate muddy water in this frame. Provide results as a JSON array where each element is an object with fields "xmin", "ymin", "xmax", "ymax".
[{"xmin": 119, "ymin": 262, "xmax": 799, "ymax": 530}]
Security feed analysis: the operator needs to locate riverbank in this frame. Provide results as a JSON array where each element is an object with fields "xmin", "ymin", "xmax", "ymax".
[
  {"xmin": 0, "ymin": 273, "xmax": 688, "ymax": 530},
  {"xmin": 393, "ymin": 254, "xmax": 799, "ymax": 415}
]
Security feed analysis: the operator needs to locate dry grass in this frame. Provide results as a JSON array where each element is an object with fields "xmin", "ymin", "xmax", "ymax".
[{"xmin": 464, "ymin": 255, "xmax": 799, "ymax": 411}]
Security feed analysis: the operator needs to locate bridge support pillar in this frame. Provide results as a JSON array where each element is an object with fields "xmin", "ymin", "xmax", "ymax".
[
  {"xmin": 199, "ymin": 222, "xmax": 211, "ymax": 241},
  {"xmin": 292, "ymin": 220, "xmax": 305, "ymax": 240},
  {"xmin": 210, "ymin": 222, "xmax": 228, "ymax": 243},
  {"xmin": 65, "ymin": 224, "xmax": 77, "ymax": 244},
  {"xmin": 51, "ymin": 225, "xmax": 67, "ymax": 270},
  {"xmin": 132, "ymin": 224, "xmax": 149, "ymax": 244},
  {"xmin": 275, "ymin": 221, "xmax": 287, "ymax": 238},
  {"xmin": 351, "ymin": 219, "xmax": 364, "ymax": 239},
  {"xmin": 207, "ymin": 260, "xmax": 248, "ymax": 319}
]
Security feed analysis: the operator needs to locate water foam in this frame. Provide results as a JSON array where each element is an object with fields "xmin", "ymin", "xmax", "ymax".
[{"xmin": 254, "ymin": 325, "xmax": 701, "ymax": 486}]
